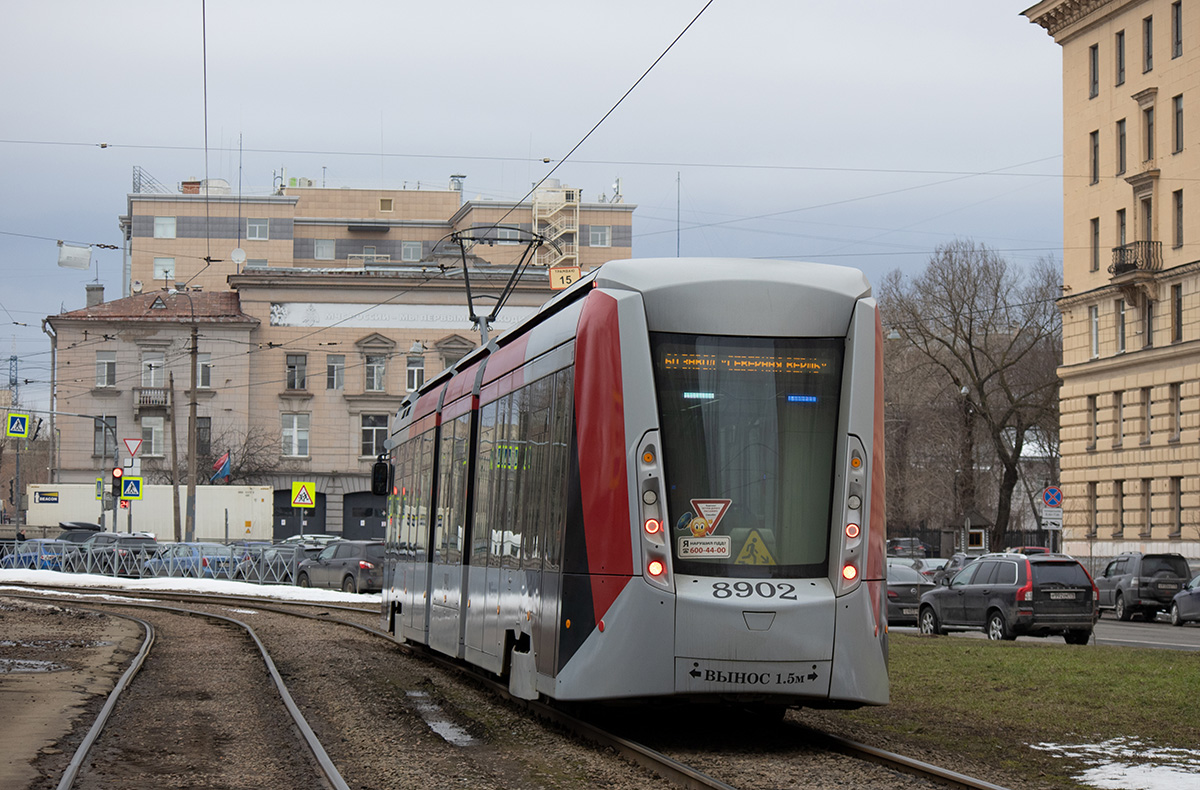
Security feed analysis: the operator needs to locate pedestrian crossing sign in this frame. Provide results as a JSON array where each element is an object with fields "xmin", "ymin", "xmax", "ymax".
[
  {"xmin": 120, "ymin": 476, "xmax": 144, "ymax": 500},
  {"xmin": 6, "ymin": 413, "xmax": 30, "ymax": 438},
  {"xmin": 291, "ymin": 481, "xmax": 316, "ymax": 508}
]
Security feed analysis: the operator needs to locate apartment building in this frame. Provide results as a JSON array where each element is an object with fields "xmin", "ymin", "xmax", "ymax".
[
  {"xmin": 46, "ymin": 175, "xmax": 634, "ymax": 537},
  {"xmin": 1025, "ymin": 0, "xmax": 1200, "ymax": 563}
]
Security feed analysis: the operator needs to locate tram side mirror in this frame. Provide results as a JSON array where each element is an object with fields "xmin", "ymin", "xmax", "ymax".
[{"xmin": 371, "ymin": 457, "xmax": 390, "ymax": 497}]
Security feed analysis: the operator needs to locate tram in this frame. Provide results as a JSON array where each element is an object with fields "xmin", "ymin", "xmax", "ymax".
[{"xmin": 374, "ymin": 258, "xmax": 888, "ymax": 707}]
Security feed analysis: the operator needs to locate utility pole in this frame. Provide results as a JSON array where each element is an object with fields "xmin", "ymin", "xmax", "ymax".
[
  {"xmin": 169, "ymin": 372, "xmax": 182, "ymax": 542},
  {"xmin": 186, "ymin": 323, "xmax": 198, "ymax": 542}
]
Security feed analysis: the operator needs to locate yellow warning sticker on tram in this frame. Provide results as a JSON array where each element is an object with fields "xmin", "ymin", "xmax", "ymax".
[{"xmin": 735, "ymin": 530, "xmax": 777, "ymax": 565}]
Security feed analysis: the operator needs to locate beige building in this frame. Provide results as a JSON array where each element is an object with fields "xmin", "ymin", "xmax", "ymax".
[
  {"xmin": 46, "ymin": 175, "xmax": 635, "ymax": 538},
  {"xmin": 1025, "ymin": 0, "xmax": 1200, "ymax": 565}
]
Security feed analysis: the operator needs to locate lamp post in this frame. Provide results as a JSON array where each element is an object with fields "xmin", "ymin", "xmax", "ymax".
[{"xmin": 170, "ymin": 289, "xmax": 198, "ymax": 542}]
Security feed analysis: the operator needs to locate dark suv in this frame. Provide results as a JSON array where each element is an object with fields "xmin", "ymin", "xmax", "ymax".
[
  {"xmin": 67, "ymin": 532, "xmax": 159, "ymax": 577},
  {"xmin": 296, "ymin": 540, "xmax": 384, "ymax": 593},
  {"xmin": 1095, "ymin": 552, "xmax": 1191, "ymax": 621},
  {"xmin": 918, "ymin": 552, "xmax": 1098, "ymax": 644}
]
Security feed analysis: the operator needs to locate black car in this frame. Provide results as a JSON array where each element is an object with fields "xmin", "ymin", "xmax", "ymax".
[
  {"xmin": 1095, "ymin": 552, "xmax": 1191, "ymax": 621},
  {"xmin": 1170, "ymin": 573, "xmax": 1200, "ymax": 626},
  {"xmin": 55, "ymin": 521, "xmax": 105, "ymax": 544},
  {"xmin": 887, "ymin": 563, "xmax": 936, "ymax": 625},
  {"xmin": 296, "ymin": 540, "xmax": 384, "ymax": 593},
  {"xmin": 918, "ymin": 552, "xmax": 1098, "ymax": 644},
  {"xmin": 931, "ymin": 552, "xmax": 979, "ymax": 585},
  {"xmin": 67, "ymin": 532, "xmax": 159, "ymax": 577}
]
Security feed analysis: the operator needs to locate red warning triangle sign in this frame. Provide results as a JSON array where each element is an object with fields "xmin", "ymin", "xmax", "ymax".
[{"xmin": 689, "ymin": 499, "xmax": 732, "ymax": 535}]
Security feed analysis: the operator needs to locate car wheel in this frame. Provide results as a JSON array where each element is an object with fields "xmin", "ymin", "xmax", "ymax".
[
  {"xmin": 918, "ymin": 606, "xmax": 942, "ymax": 636},
  {"xmin": 342, "ymin": 576, "xmax": 357, "ymax": 594},
  {"xmin": 1170, "ymin": 602, "xmax": 1184, "ymax": 627},
  {"xmin": 986, "ymin": 611, "xmax": 1013, "ymax": 641},
  {"xmin": 1115, "ymin": 593, "xmax": 1132, "ymax": 622},
  {"xmin": 297, "ymin": 572, "xmax": 310, "ymax": 588},
  {"xmin": 1064, "ymin": 629, "xmax": 1091, "ymax": 645}
]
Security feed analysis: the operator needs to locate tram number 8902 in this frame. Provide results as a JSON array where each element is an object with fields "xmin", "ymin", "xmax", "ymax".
[{"xmin": 711, "ymin": 581, "xmax": 797, "ymax": 600}]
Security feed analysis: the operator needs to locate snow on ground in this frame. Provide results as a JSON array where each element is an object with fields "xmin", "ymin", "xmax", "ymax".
[
  {"xmin": 1032, "ymin": 738, "xmax": 1200, "ymax": 790},
  {"xmin": 0, "ymin": 568, "xmax": 380, "ymax": 605}
]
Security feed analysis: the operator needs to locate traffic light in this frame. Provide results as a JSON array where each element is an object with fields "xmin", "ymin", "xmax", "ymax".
[{"xmin": 111, "ymin": 467, "xmax": 124, "ymax": 500}]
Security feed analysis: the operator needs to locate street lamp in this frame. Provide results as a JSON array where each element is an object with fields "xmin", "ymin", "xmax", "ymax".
[{"xmin": 169, "ymin": 289, "xmax": 198, "ymax": 542}]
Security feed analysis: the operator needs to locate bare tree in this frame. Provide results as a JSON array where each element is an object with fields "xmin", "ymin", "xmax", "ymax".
[
  {"xmin": 880, "ymin": 239, "xmax": 1061, "ymax": 547},
  {"xmin": 143, "ymin": 423, "xmax": 290, "ymax": 487}
]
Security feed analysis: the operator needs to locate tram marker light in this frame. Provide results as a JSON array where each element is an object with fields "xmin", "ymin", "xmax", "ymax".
[
  {"xmin": 845, "ymin": 523, "xmax": 860, "ymax": 539},
  {"xmin": 644, "ymin": 518, "xmax": 662, "ymax": 535},
  {"xmin": 647, "ymin": 559, "xmax": 666, "ymax": 577},
  {"xmin": 842, "ymin": 564, "xmax": 858, "ymax": 582}
]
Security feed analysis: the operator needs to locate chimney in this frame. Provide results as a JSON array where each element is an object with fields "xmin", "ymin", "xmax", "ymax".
[{"xmin": 86, "ymin": 283, "xmax": 104, "ymax": 308}]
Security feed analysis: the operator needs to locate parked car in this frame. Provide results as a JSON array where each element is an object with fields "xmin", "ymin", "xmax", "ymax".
[
  {"xmin": 55, "ymin": 522, "xmax": 106, "ymax": 544},
  {"xmin": 68, "ymin": 532, "xmax": 159, "ymax": 577},
  {"xmin": 931, "ymin": 553, "xmax": 978, "ymax": 584},
  {"xmin": 887, "ymin": 563, "xmax": 936, "ymax": 626},
  {"xmin": 917, "ymin": 557, "xmax": 949, "ymax": 579},
  {"xmin": 918, "ymin": 552, "xmax": 1098, "ymax": 644},
  {"xmin": 887, "ymin": 537, "xmax": 931, "ymax": 558},
  {"xmin": 1005, "ymin": 545, "xmax": 1049, "ymax": 554},
  {"xmin": 234, "ymin": 543, "xmax": 322, "ymax": 584},
  {"xmin": 142, "ymin": 543, "xmax": 237, "ymax": 579},
  {"xmin": 1095, "ymin": 552, "xmax": 1192, "ymax": 621},
  {"xmin": 0, "ymin": 539, "xmax": 69, "ymax": 570},
  {"xmin": 279, "ymin": 533, "xmax": 340, "ymax": 546},
  {"xmin": 1170, "ymin": 574, "xmax": 1200, "ymax": 626},
  {"xmin": 296, "ymin": 540, "xmax": 384, "ymax": 593}
]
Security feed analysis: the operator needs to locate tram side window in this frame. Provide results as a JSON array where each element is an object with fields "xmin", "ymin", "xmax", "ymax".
[
  {"xmin": 543, "ymin": 367, "xmax": 574, "ymax": 572},
  {"xmin": 447, "ymin": 413, "xmax": 470, "ymax": 565},
  {"xmin": 474, "ymin": 401, "xmax": 497, "ymax": 565},
  {"xmin": 520, "ymin": 376, "xmax": 554, "ymax": 571},
  {"xmin": 397, "ymin": 440, "xmax": 416, "ymax": 556},
  {"xmin": 497, "ymin": 392, "xmax": 522, "ymax": 571},
  {"xmin": 413, "ymin": 429, "xmax": 436, "ymax": 560},
  {"xmin": 436, "ymin": 422, "xmax": 455, "ymax": 564}
]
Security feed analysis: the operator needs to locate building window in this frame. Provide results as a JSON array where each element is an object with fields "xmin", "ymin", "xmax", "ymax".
[
  {"xmin": 1174, "ymin": 94, "xmax": 1184, "ymax": 153},
  {"xmin": 96, "ymin": 351, "xmax": 116, "ymax": 387},
  {"xmin": 1089, "ymin": 43, "xmax": 1099, "ymax": 97},
  {"xmin": 365, "ymin": 354, "xmax": 386, "ymax": 392},
  {"xmin": 1117, "ymin": 208, "xmax": 1127, "ymax": 247},
  {"xmin": 1144, "ymin": 106, "xmax": 1156, "ymax": 160},
  {"xmin": 1089, "ymin": 305, "xmax": 1099, "ymax": 358},
  {"xmin": 1143, "ymin": 296, "xmax": 1155, "ymax": 348},
  {"xmin": 1144, "ymin": 15, "xmax": 1154, "ymax": 72},
  {"xmin": 153, "ymin": 257, "xmax": 176, "ymax": 281},
  {"xmin": 1088, "ymin": 481, "xmax": 1098, "ymax": 537},
  {"xmin": 1090, "ymin": 130, "xmax": 1100, "ymax": 183},
  {"xmin": 407, "ymin": 357, "xmax": 425, "ymax": 392},
  {"xmin": 1116, "ymin": 30, "xmax": 1126, "ymax": 85},
  {"xmin": 326, "ymin": 355, "xmax": 344, "ymax": 390},
  {"xmin": 1114, "ymin": 479, "xmax": 1126, "ymax": 537},
  {"xmin": 1169, "ymin": 476, "xmax": 1183, "ymax": 537},
  {"xmin": 246, "ymin": 258, "xmax": 267, "ymax": 268},
  {"xmin": 1114, "ymin": 390, "xmax": 1125, "ymax": 447},
  {"xmin": 401, "ymin": 241, "xmax": 422, "ymax": 261},
  {"xmin": 1141, "ymin": 478, "xmax": 1154, "ymax": 537},
  {"xmin": 589, "ymin": 225, "xmax": 611, "ymax": 247},
  {"xmin": 1142, "ymin": 196, "xmax": 1154, "ymax": 242},
  {"xmin": 1174, "ymin": 190, "xmax": 1184, "ymax": 248},
  {"xmin": 197, "ymin": 353, "xmax": 212, "ymax": 388},
  {"xmin": 1170, "ymin": 382, "xmax": 1182, "ymax": 438},
  {"xmin": 1172, "ymin": 2, "xmax": 1183, "ymax": 59},
  {"xmin": 1116, "ymin": 119, "xmax": 1127, "ymax": 174},
  {"xmin": 496, "ymin": 226, "xmax": 521, "ymax": 245},
  {"xmin": 361, "ymin": 414, "xmax": 389, "ymax": 456},
  {"xmin": 196, "ymin": 416, "xmax": 211, "ymax": 457},
  {"xmin": 281, "ymin": 413, "xmax": 309, "ymax": 457},
  {"xmin": 379, "ymin": 198, "xmax": 393, "ymax": 212},
  {"xmin": 1090, "ymin": 218, "xmax": 1100, "ymax": 272},
  {"xmin": 1116, "ymin": 298, "xmax": 1127, "ymax": 353},
  {"xmin": 141, "ymin": 351, "xmax": 164, "ymax": 388},
  {"xmin": 1088, "ymin": 394, "xmax": 1098, "ymax": 449},
  {"xmin": 154, "ymin": 216, "xmax": 177, "ymax": 239},
  {"xmin": 247, "ymin": 218, "xmax": 269, "ymax": 241},
  {"xmin": 93, "ymin": 416, "xmax": 116, "ymax": 457},
  {"xmin": 1172, "ymin": 283, "xmax": 1184, "ymax": 343},
  {"xmin": 314, "ymin": 239, "xmax": 335, "ymax": 260},
  {"xmin": 1142, "ymin": 386, "xmax": 1153, "ymax": 443},
  {"xmin": 141, "ymin": 416, "xmax": 164, "ymax": 457},
  {"xmin": 286, "ymin": 354, "xmax": 307, "ymax": 390}
]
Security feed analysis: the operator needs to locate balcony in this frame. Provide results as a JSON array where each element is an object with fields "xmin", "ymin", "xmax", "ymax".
[{"xmin": 1108, "ymin": 241, "xmax": 1162, "ymax": 277}]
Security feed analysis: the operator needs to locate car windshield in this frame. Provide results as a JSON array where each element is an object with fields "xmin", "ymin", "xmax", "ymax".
[
  {"xmin": 1032, "ymin": 561, "xmax": 1091, "ymax": 586},
  {"xmin": 1142, "ymin": 555, "xmax": 1191, "ymax": 577},
  {"xmin": 889, "ymin": 565, "xmax": 926, "ymax": 583}
]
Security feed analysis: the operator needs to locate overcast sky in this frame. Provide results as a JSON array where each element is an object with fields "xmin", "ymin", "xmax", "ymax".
[{"xmin": 1, "ymin": 1, "xmax": 1063, "ymax": 411}]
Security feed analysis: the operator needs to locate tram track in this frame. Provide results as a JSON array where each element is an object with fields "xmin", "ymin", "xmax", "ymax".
[{"xmin": 4, "ymin": 583, "xmax": 1017, "ymax": 790}]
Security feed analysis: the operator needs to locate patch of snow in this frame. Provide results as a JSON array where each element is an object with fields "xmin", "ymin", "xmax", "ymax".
[{"xmin": 1032, "ymin": 737, "xmax": 1200, "ymax": 790}]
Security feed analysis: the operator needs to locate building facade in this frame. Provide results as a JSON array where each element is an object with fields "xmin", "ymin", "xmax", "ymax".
[
  {"xmin": 1025, "ymin": 0, "xmax": 1200, "ymax": 564},
  {"xmin": 46, "ymin": 175, "xmax": 635, "ymax": 538}
]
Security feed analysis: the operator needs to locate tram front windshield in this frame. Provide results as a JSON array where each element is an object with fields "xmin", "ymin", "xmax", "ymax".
[{"xmin": 650, "ymin": 333, "xmax": 844, "ymax": 578}]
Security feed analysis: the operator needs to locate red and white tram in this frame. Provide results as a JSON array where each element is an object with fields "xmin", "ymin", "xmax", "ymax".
[{"xmin": 376, "ymin": 258, "xmax": 888, "ymax": 707}]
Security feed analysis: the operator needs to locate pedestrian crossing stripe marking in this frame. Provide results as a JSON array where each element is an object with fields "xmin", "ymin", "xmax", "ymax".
[
  {"xmin": 6, "ymin": 414, "xmax": 29, "ymax": 438},
  {"xmin": 120, "ymin": 477, "xmax": 144, "ymax": 500},
  {"xmin": 734, "ymin": 529, "xmax": 777, "ymax": 565},
  {"xmin": 291, "ymin": 482, "xmax": 316, "ymax": 508}
]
